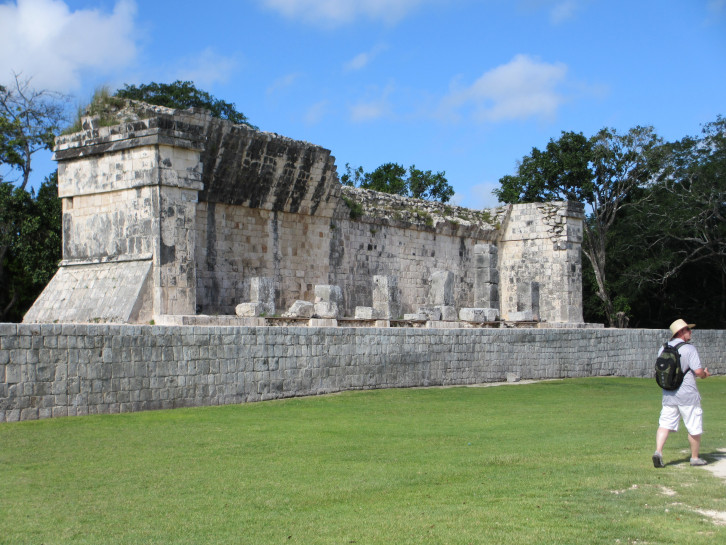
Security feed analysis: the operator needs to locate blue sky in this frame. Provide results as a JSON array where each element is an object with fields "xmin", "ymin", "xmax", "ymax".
[{"xmin": 2, "ymin": 0, "xmax": 725, "ymax": 208}]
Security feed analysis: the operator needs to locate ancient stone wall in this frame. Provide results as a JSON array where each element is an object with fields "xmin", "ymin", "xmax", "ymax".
[
  {"xmin": 499, "ymin": 202, "xmax": 584, "ymax": 323},
  {"xmin": 24, "ymin": 101, "xmax": 586, "ymax": 326},
  {"xmin": 2, "ymin": 323, "xmax": 724, "ymax": 422}
]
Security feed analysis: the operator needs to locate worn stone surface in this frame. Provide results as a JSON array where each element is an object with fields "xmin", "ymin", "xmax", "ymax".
[
  {"xmin": 354, "ymin": 307, "xmax": 381, "ymax": 320},
  {"xmin": 438, "ymin": 306, "xmax": 458, "ymax": 321},
  {"xmin": 2, "ymin": 323, "xmax": 724, "ymax": 422},
  {"xmin": 498, "ymin": 202, "xmax": 583, "ymax": 323},
  {"xmin": 313, "ymin": 302, "xmax": 339, "ymax": 319},
  {"xmin": 22, "ymin": 260, "xmax": 153, "ymax": 324},
  {"xmin": 283, "ymin": 300, "xmax": 314, "ymax": 318},
  {"xmin": 372, "ymin": 275, "xmax": 401, "ymax": 320},
  {"xmin": 428, "ymin": 270, "xmax": 454, "ymax": 306},
  {"xmin": 460, "ymin": 308, "xmax": 499, "ymax": 323}
]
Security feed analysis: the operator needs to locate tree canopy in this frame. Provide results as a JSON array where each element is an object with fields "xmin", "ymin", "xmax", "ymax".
[
  {"xmin": 0, "ymin": 74, "xmax": 68, "ymax": 191},
  {"xmin": 115, "ymin": 80, "xmax": 256, "ymax": 128},
  {"xmin": 342, "ymin": 162, "xmax": 455, "ymax": 203}
]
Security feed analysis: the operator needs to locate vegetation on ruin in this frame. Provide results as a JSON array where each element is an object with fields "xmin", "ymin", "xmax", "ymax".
[
  {"xmin": 342, "ymin": 195, "xmax": 364, "ymax": 219},
  {"xmin": 341, "ymin": 161, "xmax": 455, "ymax": 203},
  {"xmin": 2, "ymin": 378, "xmax": 726, "ymax": 544},
  {"xmin": 116, "ymin": 80, "xmax": 257, "ymax": 128},
  {"xmin": 64, "ymin": 86, "xmax": 129, "ymax": 134}
]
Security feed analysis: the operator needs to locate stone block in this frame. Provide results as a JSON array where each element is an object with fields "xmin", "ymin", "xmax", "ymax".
[
  {"xmin": 235, "ymin": 303, "xmax": 266, "ymax": 317},
  {"xmin": 416, "ymin": 307, "xmax": 442, "ymax": 321},
  {"xmin": 516, "ymin": 282, "xmax": 540, "ymax": 320},
  {"xmin": 474, "ymin": 283, "xmax": 499, "ymax": 308},
  {"xmin": 508, "ymin": 310, "xmax": 534, "ymax": 321},
  {"xmin": 474, "ymin": 243, "xmax": 498, "ymax": 268},
  {"xmin": 459, "ymin": 308, "xmax": 498, "ymax": 323},
  {"xmin": 354, "ymin": 307, "xmax": 382, "ymax": 320},
  {"xmin": 250, "ymin": 277, "xmax": 275, "ymax": 313},
  {"xmin": 437, "ymin": 306, "xmax": 458, "ymax": 321},
  {"xmin": 314, "ymin": 285, "xmax": 343, "ymax": 305},
  {"xmin": 372, "ymin": 275, "xmax": 401, "ymax": 319},
  {"xmin": 308, "ymin": 318, "xmax": 337, "ymax": 327},
  {"xmin": 403, "ymin": 313, "xmax": 427, "ymax": 321},
  {"xmin": 476, "ymin": 267, "xmax": 499, "ymax": 284},
  {"xmin": 428, "ymin": 270, "xmax": 454, "ymax": 306},
  {"xmin": 283, "ymin": 300, "xmax": 314, "ymax": 318},
  {"xmin": 506, "ymin": 372, "xmax": 521, "ymax": 383},
  {"xmin": 314, "ymin": 302, "xmax": 339, "ymax": 319}
]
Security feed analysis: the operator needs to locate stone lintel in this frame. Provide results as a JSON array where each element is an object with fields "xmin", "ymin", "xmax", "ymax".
[{"xmin": 54, "ymin": 126, "xmax": 206, "ymax": 162}]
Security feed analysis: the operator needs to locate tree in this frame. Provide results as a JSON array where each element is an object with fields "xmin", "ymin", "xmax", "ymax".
[
  {"xmin": 0, "ymin": 172, "xmax": 62, "ymax": 321},
  {"xmin": 495, "ymin": 131, "xmax": 593, "ymax": 204},
  {"xmin": 408, "ymin": 165, "xmax": 455, "ymax": 202},
  {"xmin": 342, "ymin": 162, "xmax": 455, "ymax": 203},
  {"xmin": 0, "ymin": 73, "xmax": 68, "ymax": 191},
  {"xmin": 116, "ymin": 80, "xmax": 256, "ymax": 128},
  {"xmin": 0, "ymin": 75, "xmax": 66, "ymax": 321},
  {"xmin": 611, "ymin": 116, "xmax": 726, "ymax": 327},
  {"xmin": 495, "ymin": 127, "xmax": 664, "ymax": 327}
]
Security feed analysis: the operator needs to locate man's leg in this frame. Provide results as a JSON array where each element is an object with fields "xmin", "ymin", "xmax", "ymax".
[
  {"xmin": 688, "ymin": 433, "xmax": 701, "ymax": 459},
  {"xmin": 654, "ymin": 405, "xmax": 679, "ymax": 468},
  {"xmin": 656, "ymin": 427, "xmax": 671, "ymax": 453}
]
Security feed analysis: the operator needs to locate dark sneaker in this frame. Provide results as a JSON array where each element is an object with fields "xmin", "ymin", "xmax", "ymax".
[
  {"xmin": 652, "ymin": 452, "xmax": 665, "ymax": 468},
  {"xmin": 690, "ymin": 458, "xmax": 707, "ymax": 466}
]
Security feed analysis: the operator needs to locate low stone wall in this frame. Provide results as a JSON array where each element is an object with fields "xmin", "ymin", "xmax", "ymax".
[{"xmin": 1, "ymin": 323, "xmax": 724, "ymax": 422}]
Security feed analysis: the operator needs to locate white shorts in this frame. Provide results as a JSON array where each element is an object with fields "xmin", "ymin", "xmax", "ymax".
[{"xmin": 659, "ymin": 405, "xmax": 703, "ymax": 436}]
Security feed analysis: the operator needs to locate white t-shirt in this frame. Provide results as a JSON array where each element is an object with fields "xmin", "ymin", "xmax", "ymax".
[{"xmin": 659, "ymin": 340, "xmax": 702, "ymax": 406}]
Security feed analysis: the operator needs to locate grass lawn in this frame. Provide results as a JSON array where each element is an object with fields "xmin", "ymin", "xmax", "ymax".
[{"xmin": 2, "ymin": 377, "xmax": 726, "ymax": 544}]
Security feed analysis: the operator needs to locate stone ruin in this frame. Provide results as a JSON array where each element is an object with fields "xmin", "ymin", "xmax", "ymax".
[{"xmin": 23, "ymin": 100, "xmax": 586, "ymax": 327}]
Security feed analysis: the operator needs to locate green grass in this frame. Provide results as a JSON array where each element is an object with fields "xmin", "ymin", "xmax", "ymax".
[{"xmin": 2, "ymin": 377, "xmax": 726, "ymax": 544}]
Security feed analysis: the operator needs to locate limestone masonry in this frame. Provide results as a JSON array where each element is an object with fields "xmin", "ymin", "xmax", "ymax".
[
  {"xmin": 2, "ymin": 323, "xmax": 723, "ymax": 422},
  {"xmin": 23, "ymin": 100, "xmax": 586, "ymax": 327}
]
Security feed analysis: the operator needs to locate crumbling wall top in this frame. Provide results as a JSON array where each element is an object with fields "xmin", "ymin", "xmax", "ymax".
[{"xmin": 336, "ymin": 185, "xmax": 506, "ymax": 239}]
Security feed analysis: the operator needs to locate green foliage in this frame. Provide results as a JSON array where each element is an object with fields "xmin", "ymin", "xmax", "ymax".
[
  {"xmin": 2, "ymin": 379, "xmax": 726, "ymax": 544},
  {"xmin": 64, "ymin": 86, "xmax": 127, "ymax": 134},
  {"xmin": 0, "ymin": 172, "xmax": 62, "ymax": 321},
  {"xmin": 342, "ymin": 195, "xmax": 363, "ymax": 219},
  {"xmin": 116, "ymin": 80, "xmax": 257, "ymax": 128},
  {"xmin": 343, "ymin": 162, "xmax": 454, "ymax": 203},
  {"xmin": 495, "ymin": 131, "xmax": 593, "ymax": 204},
  {"xmin": 606, "ymin": 116, "xmax": 726, "ymax": 327}
]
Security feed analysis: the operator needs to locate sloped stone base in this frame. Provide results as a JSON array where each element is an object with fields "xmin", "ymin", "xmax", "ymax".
[{"xmin": 23, "ymin": 260, "xmax": 153, "ymax": 324}]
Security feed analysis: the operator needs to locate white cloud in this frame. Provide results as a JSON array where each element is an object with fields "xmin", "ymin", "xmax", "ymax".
[
  {"xmin": 349, "ymin": 84, "xmax": 395, "ymax": 122},
  {"xmin": 259, "ymin": 0, "xmax": 432, "ymax": 26},
  {"xmin": 0, "ymin": 0, "xmax": 138, "ymax": 91},
  {"xmin": 173, "ymin": 48, "xmax": 238, "ymax": 89},
  {"xmin": 440, "ymin": 54, "xmax": 568, "ymax": 123},
  {"xmin": 550, "ymin": 0, "xmax": 578, "ymax": 23},
  {"xmin": 304, "ymin": 100, "xmax": 329, "ymax": 125},
  {"xmin": 267, "ymin": 73, "xmax": 301, "ymax": 95},
  {"xmin": 343, "ymin": 44, "xmax": 387, "ymax": 72}
]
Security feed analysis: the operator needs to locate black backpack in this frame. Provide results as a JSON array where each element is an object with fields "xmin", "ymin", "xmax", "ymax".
[{"xmin": 655, "ymin": 342, "xmax": 691, "ymax": 390}]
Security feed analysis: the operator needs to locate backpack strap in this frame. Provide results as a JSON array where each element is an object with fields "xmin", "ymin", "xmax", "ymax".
[{"xmin": 673, "ymin": 341, "xmax": 693, "ymax": 375}]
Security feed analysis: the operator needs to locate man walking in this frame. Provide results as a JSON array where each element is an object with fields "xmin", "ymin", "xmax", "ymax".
[{"xmin": 653, "ymin": 319, "xmax": 710, "ymax": 468}]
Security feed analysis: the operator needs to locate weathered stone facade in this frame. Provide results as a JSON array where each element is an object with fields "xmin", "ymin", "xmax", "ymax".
[
  {"xmin": 24, "ymin": 101, "xmax": 585, "ymax": 326},
  {"xmin": 2, "ymin": 322, "xmax": 724, "ymax": 422}
]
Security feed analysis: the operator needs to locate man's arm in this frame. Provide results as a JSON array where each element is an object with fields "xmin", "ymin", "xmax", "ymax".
[{"xmin": 694, "ymin": 367, "xmax": 711, "ymax": 378}]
